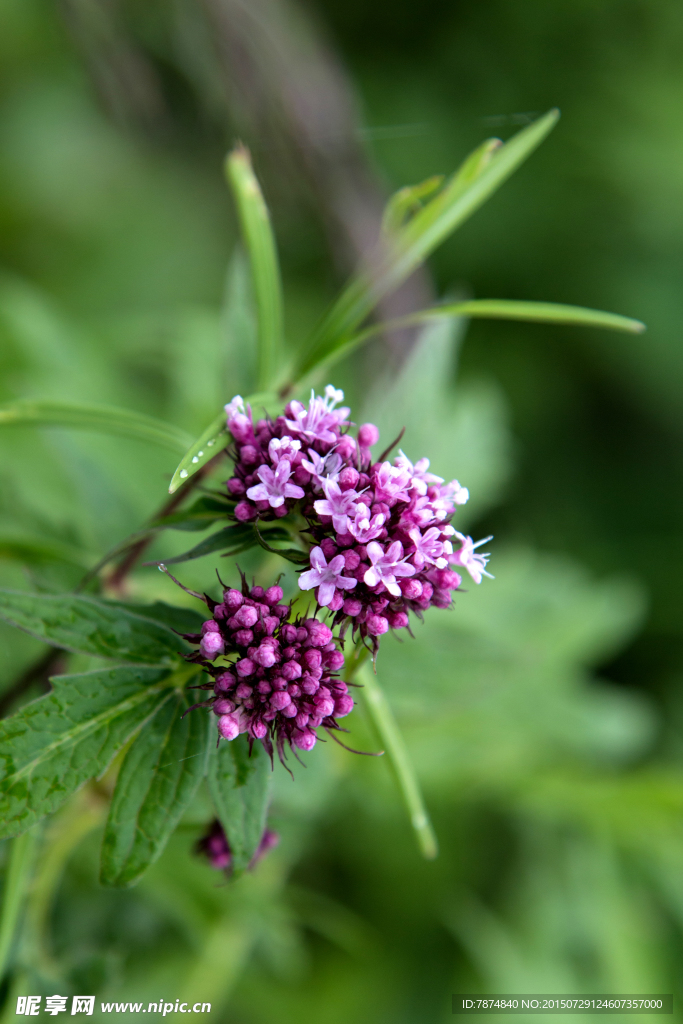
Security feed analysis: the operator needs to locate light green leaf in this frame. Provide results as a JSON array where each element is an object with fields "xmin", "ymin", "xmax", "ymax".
[
  {"xmin": 293, "ymin": 110, "xmax": 560, "ymax": 381},
  {"xmin": 0, "ymin": 400, "xmax": 192, "ymax": 453},
  {"xmin": 0, "ymin": 666, "xmax": 176, "ymax": 838},
  {"xmin": 226, "ymin": 146, "xmax": 284, "ymax": 392},
  {"xmin": 0, "ymin": 590, "xmax": 186, "ymax": 663},
  {"xmin": 207, "ymin": 735, "xmax": 272, "ymax": 875},
  {"xmin": 100, "ymin": 692, "xmax": 209, "ymax": 887},
  {"xmin": 381, "ymin": 175, "xmax": 445, "ymax": 235},
  {"xmin": 168, "ymin": 391, "xmax": 279, "ymax": 494}
]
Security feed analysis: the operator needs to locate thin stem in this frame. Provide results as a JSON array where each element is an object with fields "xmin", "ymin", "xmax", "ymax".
[
  {"xmin": 0, "ymin": 829, "xmax": 38, "ymax": 982},
  {"xmin": 356, "ymin": 661, "xmax": 438, "ymax": 860}
]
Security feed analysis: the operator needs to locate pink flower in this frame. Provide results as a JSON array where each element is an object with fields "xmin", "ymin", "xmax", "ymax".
[
  {"xmin": 371, "ymin": 461, "xmax": 412, "ymax": 505},
  {"xmin": 301, "ymin": 448, "xmax": 343, "ymax": 490},
  {"xmin": 399, "ymin": 494, "xmax": 447, "ymax": 530},
  {"xmin": 408, "ymin": 526, "xmax": 452, "ymax": 569},
  {"xmin": 451, "ymin": 532, "xmax": 493, "ymax": 584},
  {"xmin": 299, "ymin": 546, "xmax": 358, "ymax": 607},
  {"xmin": 348, "ymin": 502, "xmax": 386, "ymax": 543},
  {"xmin": 268, "ymin": 435, "xmax": 301, "ymax": 464},
  {"xmin": 225, "ymin": 395, "xmax": 254, "ymax": 443},
  {"xmin": 246, "ymin": 461, "xmax": 305, "ymax": 508},
  {"xmin": 314, "ymin": 479, "xmax": 363, "ymax": 534},
  {"xmin": 394, "ymin": 451, "xmax": 444, "ymax": 494},
  {"xmin": 440, "ymin": 479, "xmax": 469, "ymax": 508},
  {"xmin": 284, "ymin": 385, "xmax": 350, "ymax": 445},
  {"xmin": 364, "ymin": 540, "xmax": 416, "ymax": 597}
]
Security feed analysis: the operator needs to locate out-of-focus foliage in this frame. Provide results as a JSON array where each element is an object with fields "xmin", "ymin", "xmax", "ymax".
[{"xmin": 0, "ymin": 1, "xmax": 682, "ymax": 1022}]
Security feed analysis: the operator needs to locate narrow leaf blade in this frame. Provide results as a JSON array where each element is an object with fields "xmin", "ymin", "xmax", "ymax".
[
  {"xmin": 0, "ymin": 666, "xmax": 175, "ymax": 838},
  {"xmin": 0, "ymin": 400, "xmax": 192, "ymax": 453},
  {"xmin": 207, "ymin": 735, "xmax": 272, "ymax": 874},
  {"xmin": 100, "ymin": 692, "xmax": 209, "ymax": 887},
  {"xmin": 0, "ymin": 535, "xmax": 93, "ymax": 569},
  {"xmin": 168, "ymin": 410, "xmax": 229, "ymax": 495},
  {"xmin": 226, "ymin": 146, "xmax": 284, "ymax": 392},
  {"xmin": 157, "ymin": 524, "xmax": 257, "ymax": 566},
  {"xmin": 0, "ymin": 590, "xmax": 186, "ymax": 663}
]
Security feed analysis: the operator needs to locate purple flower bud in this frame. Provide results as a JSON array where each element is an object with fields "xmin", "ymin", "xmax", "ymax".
[
  {"xmin": 201, "ymin": 620, "xmax": 220, "ymax": 634},
  {"xmin": 218, "ymin": 713, "xmax": 241, "ymax": 740},
  {"xmin": 328, "ymin": 591, "xmax": 344, "ymax": 611},
  {"xmin": 388, "ymin": 610, "xmax": 409, "ymax": 629},
  {"xmin": 366, "ymin": 614, "xmax": 389, "ymax": 637},
  {"xmin": 227, "ymin": 478, "xmax": 246, "ymax": 495},
  {"xmin": 293, "ymin": 727, "xmax": 317, "ymax": 751},
  {"xmin": 251, "ymin": 719, "xmax": 268, "ymax": 739},
  {"xmin": 303, "ymin": 648, "xmax": 322, "ymax": 671},
  {"xmin": 214, "ymin": 697, "xmax": 236, "ymax": 714},
  {"xmin": 240, "ymin": 445, "xmax": 259, "ymax": 465},
  {"xmin": 335, "ymin": 434, "xmax": 357, "ymax": 460},
  {"xmin": 400, "ymin": 578, "xmax": 423, "ymax": 599},
  {"xmin": 236, "ymin": 658, "xmax": 255, "ymax": 677},
  {"xmin": 251, "ymin": 585, "xmax": 265, "ymax": 600},
  {"xmin": 200, "ymin": 631, "xmax": 225, "ymax": 659},
  {"xmin": 270, "ymin": 690, "xmax": 291, "ymax": 710},
  {"xmin": 320, "ymin": 537, "xmax": 337, "ymax": 558},
  {"xmin": 215, "ymin": 671, "xmax": 236, "ymax": 692},
  {"xmin": 305, "ymin": 619, "xmax": 333, "ymax": 647},
  {"xmin": 265, "ymin": 585, "xmax": 284, "ymax": 605},
  {"xmin": 281, "ymin": 660, "xmax": 302, "ymax": 681},
  {"xmin": 234, "ymin": 605, "xmax": 258, "ymax": 628},
  {"xmin": 335, "ymin": 694, "xmax": 354, "ymax": 717},
  {"xmin": 358, "ymin": 423, "xmax": 379, "ymax": 448},
  {"xmin": 233, "ymin": 629, "xmax": 254, "ymax": 646},
  {"xmin": 338, "ymin": 466, "xmax": 360, "ymax": 490},
  {"xmin": 254, "ymin": 640, "xmax": 280, "ymax": 668},
  {"xmin": 323, "ymin": 649, "xmax": 345, "ymax": 671},
  {"xmin": 234, "ymin": 501, "xmax": 257, "ymax": 522},
  {"xmin": 343, "ymin": 598, "xmax": 363, "ymax": 616}
]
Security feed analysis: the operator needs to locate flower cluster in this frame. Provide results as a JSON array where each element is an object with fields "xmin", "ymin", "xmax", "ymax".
[
  {"xmin": 196, "ymin": 819, "xmax": 279, "ymax": 874},
  {"xmin": 224, "ymin": 387, "xmax": 492, "ymax": 650},
  {"xmin": 182, "ymin": 576, "xmax": 355, "ymax": 759}
]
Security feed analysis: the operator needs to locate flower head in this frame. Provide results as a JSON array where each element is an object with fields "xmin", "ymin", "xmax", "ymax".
[
  {"xmin": 313, "ymin": 479, "xmax": 363, "ymax": 535},
  {"xmin": 364, "ymin": 540, "xmax": 416, "ymax": 597},
  {"xmin": 284, "ymin": 385, "xmax": 350, "ymax": 445}
]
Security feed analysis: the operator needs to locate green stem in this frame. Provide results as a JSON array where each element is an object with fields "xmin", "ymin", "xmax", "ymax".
[
  {"xmin": 0, "ymin": 829, "xmax": 37, "ymax": 982},
  {"xmin": 356, "ymin": 661, "xmax": 438, "ymax": 860}
]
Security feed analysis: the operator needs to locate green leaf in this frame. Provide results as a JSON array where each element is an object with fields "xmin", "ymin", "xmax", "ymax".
[
  {"xmin": 225, "ymin": 146, "xmax": 284, "ymax": 392},
  {"xmin": 0, "ymin": 400, "xmax": 192, "ymax": 453},
  {"xmin": 157, "ymin": 524, "xmax": 257, "ymax": 566},
  {"xmin": 207, "ymin": 734, "xmax": 272, "ymax": 875},
  {"xmin": 334, "ymin": 298, "xmax": 645, "ymax": 369},
  {"xmin": 105, "ymin": 600, "xmax": 205, "ymax": 636},
  {"xmin": 0, "ymin": 590, "xmax": 186, "ymax": 663},
  {"xmin": 381, "ymin": 175, "xmax": 445, "ymax": 235},
  {"xmin": 153, "ymin": 496, "xmax": 234, "ymax": 532},
  {"xmin": 100, "ymin": 692, "xmax": 209, "ymax": 887},
  {"xmin": 0, "ymin": 665, "xmax": 176, "ymax": 838},
  {"xmin": 0, "ymin": 534, "xmax": 93, "ymax": 569},
  {"xmin": 293, "ymin": 110, "xmax": 560, "ymax": 381},
  {"xmin": 253, "ymin": 525, "xmax": 309, "ymax": 566}
]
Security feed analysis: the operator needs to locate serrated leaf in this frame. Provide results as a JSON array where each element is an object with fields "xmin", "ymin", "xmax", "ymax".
[
  {"xmin": 0, "ymin": 590, "xmax": 186, "ymax": 663},
  {"xmin": 0, "ymin": 400, "xmax": 192, "ymax": 453},
  {"xmin": 168, "ymin": 391, "xmax": 279, "ymax": 494},
  {"xmin": 0, "ymin": 666, "xmax": 175, "ymax": 838},
  {"xmin": 226, "ymin": 146, "xmax": 284, "ymax": 392},
  {"xmin": 158, "ymin": 524, "xmax": 257, "ymax": 566},
  {"xmin": 293, "ymin": 110, "xmax": 560, "ymax": 381},
  {"xmin": 100, "ymin": 692, "xmax": 209, "ymax": 887},
  {"xmin": 207, "ymin": 735, "xmax": 272, "ymax": 874}
]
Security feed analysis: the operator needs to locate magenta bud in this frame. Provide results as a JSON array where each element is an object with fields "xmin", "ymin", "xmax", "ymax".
[
  {"xmin": 388, "ymin": 610, "xmax": 409, "ymax": 629},
  {"xmin": 343, "ymin": 598, "xmax": 363, "ymax": 617},
  {"xmin": 335, "ymin": 694, "xmax": 354, "ymax": 717},
  {"xmin": 235, "ymin": 658, "xmax": 255, "ymax": 678},
  {"xmin": 240, "ymin": 444, "xmax": 259, "ymax": 465},
  {"xmin": 201, "ymin": 620, "xmax": 220, "ymax": 634},
  {"xmin": 281, "ymin": 702, "xmax": 298, "ymax": 718},
  {"xmin": 303, "ymin": 648, "xmax": 322, "ymax": 671},
  {"xmin": 400, "ymin": 578, "xmax": 423, "ymax": 599},
  {"xmin": 270, "ymin": 690, "xmax": 291, "ymax": 711},
  {"xmin": 328, "ymin": 591, "xmax": 344, "ymax": 611},
  {"xmin": 265, "ymin": 585, "xmax": 284, "ymax": 605},
  {"xmin": 281, "ymin": 660, "xmax": 302, "ymax": 681},
  {"xmin": 358, "ymin": 423, "xmax": 380, "ymax": 448},
  {"xmin": 320, "ymin": 537, "xmax": 337, "ymax": 559},
  {"xmin": 234, "ymin": 501, "xmax": 257, "ymax": 522},
  {"xmin": 214, "ymin": 697, "xmax": 236, "ymax": 714},
  {"xmin": 218, "ymin": 713, "xmax": 241, "ymax": 740},
  {"xmin": 293, "ymin": 727, "xmax": 317, "ymax": 751},
  {"xmin": 250, "ymin": 586, "xmax": 265, "ymax": 600},
  {"xmin": 306, "ymin": 619, "xmax": 333, "ymax": 647},
  {"xmin": 200, "ymin": 631, "xmax": 225, "ymax": 659},
  {"xmin": 215, "ymin": 671, "xmax": 236, "ymax": 693},
  {"xmin": 338, "ymin": 466, "xmax": 360, "ymax": 490},
  {"xmin": 295, "ymin": 711, "xmax": 310, "ymax": 729},
  {"xmin": 227, "ymin": 477, "xmax": 245, "ymax": 495},
  {"xmin": 254, "ymin": 642, "xmax": 279, "ymax": 668},
  {"xmin": 325, "ymin": 650, "xmax": 345, "ymax": 671},
  {"xmin": 335, "ymin": 434, "xmax": 357, "ymax": 460},
  {"xmin": 250, "ymin": 720, "xmax": 267, "ymax": 740},
  {"xmin": 224, "ymin": 589, "xmax": 244, "ymax": 610},
  {"xmin": 234, "ymin": 605, "xmax": 258, "ymax": 628},
  {"xmin": 343, "ymin": 549, "xmax": 361, "ymax": 571},
  {"xmin": 366, "ymin": 614, "xmax": 389, "ymax": 637}
]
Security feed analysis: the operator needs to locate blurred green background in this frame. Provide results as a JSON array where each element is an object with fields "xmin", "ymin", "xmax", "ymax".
[{"xmin": 1, "ymin": 1, "xmax": 683, "ymax": 1021}]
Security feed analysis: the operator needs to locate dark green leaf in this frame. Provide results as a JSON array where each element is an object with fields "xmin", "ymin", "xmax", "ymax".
[
  {"xmin": 253, "ymin": 526, "xmax": 309, "ymax": 566},
  {"xmin": 153, "ymin": 496, "xmax": 233, "ymax": 532},
  {"xmin": 0, "ymin": 400, "xmax": 192, "ymax": 453},
  {"xmin": 207, "ymin": 735, "xmax": 272, "ymax": 874},
  {"xmin": 100, "ymin": 692, "xmax": 210, "ymax": 887},
  {"xmin": 0, "ymin": 590, "xmax": 186, "ymax": 663},
  {"xmin": 158, "ymin": 524, "xmax": 257, "ymax": 566},
  {"xmin": 0, "ymin": 535, "xmax": 93, "ymax": 569},
  {"xmin": 0, "ymin": 666, "xmax": 176, "ymax": 838},
  {"xmin": 104, "ymin": 601, "xmax": 205, "ymax": 636}
]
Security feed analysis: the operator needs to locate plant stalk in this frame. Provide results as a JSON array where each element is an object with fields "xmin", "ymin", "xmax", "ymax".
[{"xmin": 0, "ymin": 829, "xmax": 38, "ymax": 983}]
